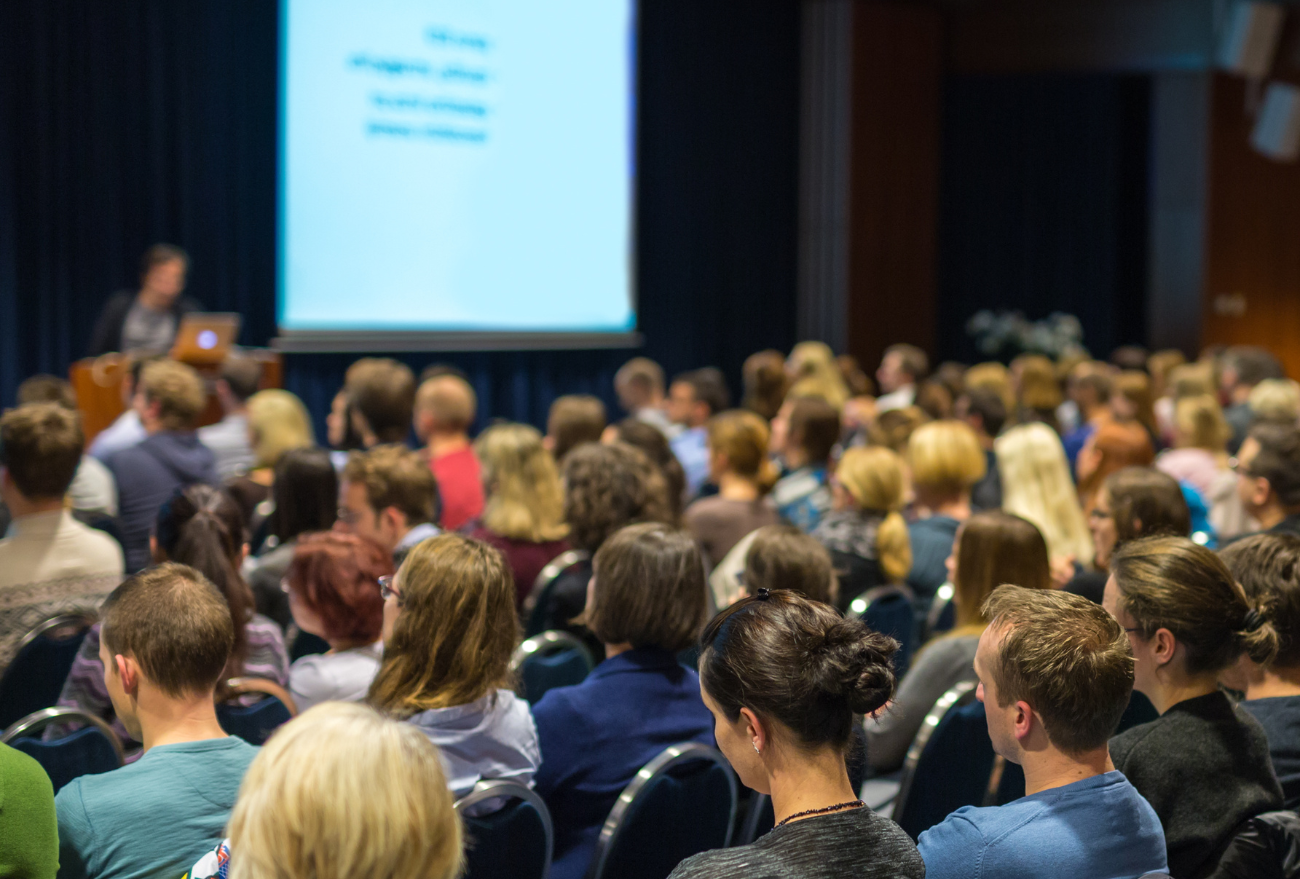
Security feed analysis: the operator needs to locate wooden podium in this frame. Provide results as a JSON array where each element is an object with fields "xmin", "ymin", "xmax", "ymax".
[{"xmin": 69, "ymin": 350, "xmax": 284, "ymax": 444}]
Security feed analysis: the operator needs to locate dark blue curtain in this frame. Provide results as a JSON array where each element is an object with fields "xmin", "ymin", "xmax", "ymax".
[{"xmin": 0, "ymin": 0, "xmax": 800, "ymax": 432}]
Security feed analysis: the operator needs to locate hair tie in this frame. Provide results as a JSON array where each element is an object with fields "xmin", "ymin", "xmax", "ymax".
[
  {"xmin": 755, "ymin": 588, "xmax": 771, "ymax": 601},
  {"xmin": 1243, "ymin": 608, "xmax": 1265, "ymax": 633}
]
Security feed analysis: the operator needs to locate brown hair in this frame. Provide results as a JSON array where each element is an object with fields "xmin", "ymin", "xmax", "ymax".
[
  {"xmin": 1111, "ymin": 536, "xmax": 1280, "ymax": 674},
  {"xmin": 548, "ymin": 395, "xmax": 607, "ymax": 462},
  {"xmin": 837, "ymin": 355, "xmax": 874, "ymax": 398},
  {"xmin": 1105, "ymin": 467, "xmax": 1190, "ymax": 546},
  {"xmin": 706, "ymin": 410, "xmax": 779, "ymax": 494},
  {"xmin": 1247, "ymin": 423, "xmax": 1300, "ymax": 508},
  {"xmin": 1147, "ymin": 349, "xmax": 1187, "ymax": 397},
  {"xmin": 347, "ymin": 358, "xmax": 416, "ymax": 445},
  {"xmin": 868, "ymin": 406, "xmax": 930, "ymax": 453},
  {"xmin": 140, "ymin": 360, "xmax": 207, "ymax": 430},
  {"xmin": 343, "ymin": 445, "xmax": 437, "ymax": 525},
  {"xmin": 907, "ymin": 419, "xmax": 987, "ymax": 496},
  {"xmin": 786, "ymin": 397, "xmax": 840, "ymax": 467},
  {"xmin": 615, "ymin": 357, "xmax": 665, "ymax": 399},
  {"xmin": 563, "ymin": 442, "xmax": 673, "ymax": 553},
  {"xmin": 16, "ymin": 375, "xmax": 77, "ymax": 410},
  {"xmin": 1220, "ymin": 534, "xmax": 1300, "ymax": 669},
  {"xmin": 587, "ymin": 523, "xmax": 708, "ymax": 652},
  {"xmin": 0, "ymin": 403, "xmax": 84, "ymax": 500},
  {"xmin": 915, "ymin": 380, "xmax": 954, "ymax": 421},
  {"xmin": 742, "ymin": 350, "xmax": 789, "ymax": 420},
  {"xmin": 101, "ymin": 563, "xmax": 235, "ymax": 697},
  {"xmin": 609, "ymin": 418, "xmax": 687, "ymax": 523},
  {"xmin": 415, "ymin": 374, "xmax": 477, "ymax": 434},
  {"xmin": 982, "ymin": 585, "xmax": 1134, "ymax": 754},
  {"xmin": 1174, "ymin": 394, "xmax": 1231, "ymax": 453},
  {"xmin": 287, "ymin": 532, "xmax": 392, "ymax": 645},
  {"xmin": 220, "ymin": 355, "xmax": 263, "ymax": 403},
  {"xmin": 139, "ymin": 243, "xmax": 189, "ymax": 277},
  {"xmin": 965, "ymin": 362, "xmax": 1015, "ymax": 420},
  {"xmin": 1077, "ymin": 421, "xmax": 1155, "ymax": 507},
  {"xmin": 743, "ymin": 525, "xmax": 838, "ymax": 605},
  {"xmin": 885, "ymin": 344, "xmax": 929, "ymax": 381},
  {"xmin": 699, "ymin": 590, "xmax": 896, "ymax": 752},
  {"xmin": 1113, "ymin": 370, "xmax": 1158, "ymax": 437},
  {"xmin": 369, "ymin": 535, "xmax": 516, "ymax": 715},
  {"xmin": 951, "ymin": 513, "xmax": 1050, "ymax": 630},
  {"xmin": 1013, "ymin": 354, "xmax": 1063, "ymax": 416}
]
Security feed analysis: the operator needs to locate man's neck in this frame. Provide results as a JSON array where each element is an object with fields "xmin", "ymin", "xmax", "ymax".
[
  {"xmin": 1083, "ymin": 403, "xmax": 1110, "ymax": 425},
  {"xmin": 718, "ymin": 473, "xmax": 760, "ymax": 502},
  {"xmin": 1020, "ymin": 746, "xmax": 1114, "ymax": 797},
  {"xmin": 1231, "ymin": 385, "xmax": 1253, "ymax": 405},
  {"xmin": 427, "ymin": 432, "xmax": 470, "ymax": 459},
  {"xmin": 7, "ymin": 496, "xmax": 65, "ymax": 519},
  {"xmin": 1246, "ymin": 665, "xmax": 1300, "ymax": 701},
  {"xmin": 138, "ymin": 692, "xmax": 229, "ymax": 752}
]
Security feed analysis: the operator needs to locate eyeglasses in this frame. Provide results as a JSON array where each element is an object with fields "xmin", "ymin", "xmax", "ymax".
[
  {"xmin": 279, "ymin": 577, "xmax": 292, "ymax": 594},
  {"xmin": 336, "ymin": 506, "xmax": 360, "ymax": 525},
  {"xmin": 379, "ymin": 575, "xmax": 401, "ymax": 603},
  {"xmin": 1230, "ymin": 457, "xmax": 1259, "ymax": 479},
  {"xmin": 1088, "ymin": 508, "xmax": 1113, "ymax": 522}
]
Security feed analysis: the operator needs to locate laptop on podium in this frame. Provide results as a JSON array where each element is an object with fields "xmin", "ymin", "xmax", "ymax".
[{"xmin": 170, "ymin": 313, "xmax": 241, "ymax": 365}]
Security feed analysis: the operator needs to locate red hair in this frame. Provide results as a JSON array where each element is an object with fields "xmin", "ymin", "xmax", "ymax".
[{"xmin": 286, "ymin": 532, "xmax": 392, "ymax": 644}]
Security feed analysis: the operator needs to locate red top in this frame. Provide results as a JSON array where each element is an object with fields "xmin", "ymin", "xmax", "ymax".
[
  {"xmin": 468, "ymin": 526, "xmax": 571, "ymax": 609},
  {"xmin": 430, "ymin": 446, "xmax": 486, "ymax": 531}
]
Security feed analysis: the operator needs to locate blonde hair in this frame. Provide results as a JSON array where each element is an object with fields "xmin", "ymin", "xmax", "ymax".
[
  {"xmin": 1013, "ymin": 354, "xmax": 1063, "ymax": 413},
  {"xmin": 835, "ymin": 446, "xmax": 912, "ymax": 583},
  {"xmin": 475, "ymin": 423, "xmax": 568, "ymax": 542},
  {"xmin": 995, "ymin": 423, "xmax": 1094, "ymax": 565},
  {"xmin": 140, "ymin": 360, "xmax": 206, "ymax": 430},
  {"xmin": 787, "ymin": 341, "xmax": 849, "ymax": 410},
  {"xmin": 906, "ymin": 420, "xmax": 986, "ymax": 496},
  {"xmin": 1168, "ymin": 362, "xmax": 1215, "ymax": 399},
  {"xmin": 1174, "ymin": 394, "xmax": 1231, "ymax": 453},
  {"xmin": 964, "ymin": 362, "xmax": 1016, "ymax": 421},
  {"xmin": 706, "ymin": 410, "xmax": 779, "ymax": 495},
  {"xmin": 416, "ymin": 374, "xmax": 477, "ymax": 433},
  {"xmin": 247, "ymin": 390, "xmax": 315, "ymax": 468},
  {"xmin": 227, "ymin": 702, "xmax": 462, "ymax": 879},
  {"xmin": 1147, "ymin": 349, "xmax": 1187, "ymax": 396},
  {"xmin": 1250, "ymin": 378, "xmax": 1300, "ymax": 424}
]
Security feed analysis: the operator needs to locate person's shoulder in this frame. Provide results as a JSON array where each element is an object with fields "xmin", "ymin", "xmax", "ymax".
[
  {"xmin": 917, "ymin": 806, "xmax": 994, "ymax": 876},
  {"xmin": 1109, "ymin": 713, "xmax": 1165, "ymax": 767},
  {"xmin": 666, "ymin": 845, "xmax": 746, "ymax": 878},
  {"xmin": 1, "ymin": 741, "xmax": 55, "ymax": 798}
]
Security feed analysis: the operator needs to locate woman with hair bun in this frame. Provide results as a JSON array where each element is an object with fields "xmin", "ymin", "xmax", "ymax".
[
  {"xmin": 684, "ymin": 410, "xmax": 781, "ymax": 567},
  {"xmin": 1104, "ymin": 536, "xmax": 1284, "ymax": 878},
  {"xmin": 669, "ymin": 590, "xmax": 924, "ymax": 879}
]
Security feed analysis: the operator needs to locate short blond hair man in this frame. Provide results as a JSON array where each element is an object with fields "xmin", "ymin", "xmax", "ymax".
[{"xmin": 413, "ymin": 374, "xmax": 483, "ymax": 530}]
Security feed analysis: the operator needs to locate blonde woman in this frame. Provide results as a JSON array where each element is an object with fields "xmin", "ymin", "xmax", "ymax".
[
  {"xmin": 810, "ymin": 446, "xmax": 911, "ymax": 612},
  {"xmin": 1250, "ymin": 378, "xmax": 1300, "ymax": 426},
  {"xmin": 226, "ymin": 389, "xmax": 315, "ymax": 528},
  {"xmin": 684, "ymin": 410, "xmax": 781, "ymax": 567},
  {"xmin": 370, "ymin": 534, "xmax": 540, "ymax": 796},
  {"xmin": 786, "ymin": 341, "xmax": 850, "ymax": 410},
  {"xmin": 192, "ymin": 702, "xmax": 463, "ymax": 879},
  {"xmin": 1155, "ymin": 394, "xmax": 1232, "ymax": 500},
  {"xmin": 469, "ymin": 423, "xmax": 570, "ymax": 609},
  {"xmin": 995, "ymin": 422, "xmax": 1094, "ymax": 571}
]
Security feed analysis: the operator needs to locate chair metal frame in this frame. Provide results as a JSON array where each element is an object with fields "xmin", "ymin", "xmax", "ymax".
[
  {"xmin": 220, "ymin": 677, "xmax": 300, "ymax": 716},
  {"xmin": 522, "ymin": 550, "xmax": 591, "ymax": 621},
  {"xmin": 922, "ymin": 583, "xmax": 955, "ymax": 642},
  {"xmin": 587, "ymin": 742, "xmax": 738, "ymax": 879},
  {"xmin": 846, "ymin": 584, "xmax": 914, "ymax": 620},
  {"xmin": 2, "ymin": 706, "xmax": 127, "ymax": 766},
  {"xmin": 735, "ymin": 792, "xmax": 773, "ymax": 847},
  {"xmin": 510, "ymin": 630, "xmax": 596, "ymax": 676},
  {"xmin": 892, "ymin": 680, "xmax": 978, "ymax": 824},
  {"xmin": 12, "ymin": 611, "xmax": 99, "ymax": 657},
  {"xmin": 455, "ymin": 779, "xmax": 554, "ymax": 879}
]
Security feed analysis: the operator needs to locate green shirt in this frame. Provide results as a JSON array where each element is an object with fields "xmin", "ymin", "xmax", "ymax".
[
  {"xmin": 0, "ymin": 743, "xmax": 58, "ymax": 879},
  {"xmin": 55, "ymin": 737, "xmax": 258, "ymax": 879}
]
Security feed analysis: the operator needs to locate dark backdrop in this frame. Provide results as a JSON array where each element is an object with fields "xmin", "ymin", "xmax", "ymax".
[{"xmin": 0, "ymin": 0, "xmax": 801, "ymax": 432}]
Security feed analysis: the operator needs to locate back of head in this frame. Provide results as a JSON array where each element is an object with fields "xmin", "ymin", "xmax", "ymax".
[
  {"xmin": 347, "ymin": 358, "xmax": 416, "ymax": 444},
  {"xmin": 1071, "ymin": 364, "xmax": 1114, "ymax": 409},
  {"xmin": 981, "ymin": 585, "xmax": 1133, "ymax": 755},
  {"xmin": 272, "ymin": 447, "xmax": 339, "ymax": 542},
  {"xmin": 416, "ymin": 374, "xmax": 477, "ymax": 435},
  {"xmin": 1113, "ymin": 370, "xmax": 1157, "ymax": 431},
  {"xmin": 219, "ymin": 355, "xmax": 263, "ymax": 404},
  {"xmin": 369, "ymin": 534, "xmax": 516, "ymax": 715},
  {"xmin": 1110, "ymin": 345, "xmax": 1150, "ymax": 373},
  {"xmin": 140, "ymin": 242, "xmax": 190, "ymax": 278},
  {"xmin": 16, "ymin": 375, "xmax": 77, "ymax": 410},
  {"xmin": 832, "ymin": 446, "xmax": 911, "ymax": 583},
  {"xmin": 743, "ymin": 524, "xmax": 838, "ymax": 605},
  {"xmin": 227, "ymin": 702, "xmax": 462, "ymax": 879},
  {"xmin": 1147, "ymin": 349, "xmax": 1188, "ymax": 394},
  {"xmin": 699, "ymin": 590, "xmax": 897, "ymax": 752},
  {"xmin": 547, "ymin": 394, "xmax": 607, "ymax": 462},
  {"xmin": 615, "ymin": 357, "xmax": 665, "ymax": 409},
  {"xmin": 1174, "ymin": 394, "xmax": 1230, "ymax": 452},
  {"xmin": 1249, "ymin": 378, "xmax": 1300, "ymax": 425},
  {"xmin": 0, "ymin": 403, "xmax": 84, "ymax": 501},
  {"xmin": 1169, "ymin": 361, "xmax": 1215, "ymax": 399},
  {"xmin": 588, "ymin": 523, "xmax": 707, "ymax": 652},
  {"xmin": 1111, "ymin": 536, "xmax": 1279, "ymax": 673},
  {"xmin": 953, "ymin": 512, "xmax": 1050, "ymax": 629},
  {"xmin": 141, "ymin": 360, "xmax": 207, "ymax": 431},
  {"xmin": 474, "ymin": 422, "xmax": 568, "ymax": 542},
  {"xmin": 1013, "ymin": 354, "xmax": 1062, "ymax": 412},
  {"xmin": 610, "ymin": 418, "xmax": 687, "ymax": 522},
  {"xmin": 1081, "ymin": 422, "xmax": 1155, "ymax": 503},
  {"xmin": 914, "ymin": 380, "xmax": 954, "ymax": 421},
  {"xmin": 958, "ymin": 386, "xmax": 1007, "ymax": 438},
  {"xmin": 1224, "ymin": 346, "xmax": 1284, "ymax": 390},
  {"xmin": 868, "ymin": 406, "xmax": 930, "ymax": 453},
  {"xmin": 1104, "ymin": 467, "xmax": 1191, "ymax": 545},
  {"xmin": 247, "ymin": 389, "xmax": 315, "ymax": 469},
  {"xmin": 886, "ymin": 343, "xmax": 929, "ymax": 383},
  {"xmin": 344, "ymin": 445, "xmax": 437, "ymax": 525},
  {"xmin": 964, "ymin": 362, "xmax": 1015, "ymax": 417},
  {"xmin": 787, "ymin": 342, "xmax": 849, "ymax": 410},
  {"xmin": 101, "ymin": 562, "xmax": 234, "ymax": 697},
  {"xmin": 786, "ymin": 397, "xmax": 841, "ymax": 467},
  {"xmin": 1247, "ymin": 422, "xmax": 1300, "ymax": 509},
  {"xmin": 677, "ymin": 368, "xmax": 731, "ymax": 418},
  {"xmin": 995, "ymin": 423, "xmax": 1094, "ymax": 565},
  {"xmin": 837, "ymin": 355, "xmax": 874, "ymax": 398},
  {"xmin": 563, "ymin": 442, "xmax": 673, "ymax": 552},
  {"xmin": 1221, "ymin": 533, "xmax": 1300, "ymax": 668},
  {"xmin": 742, "ymin": 350, "xmax": 789, "ymax": 420},
  {"xmin": 287, "ymin": 532, "xmax": 391, "ymax": 644},
  {"xmin": 906, "ymin": 419, "xmax": 987, "ymax": 496},
  {"xmin": 707, "ymin": 409, "xmax": 777, "ymax": 492}
]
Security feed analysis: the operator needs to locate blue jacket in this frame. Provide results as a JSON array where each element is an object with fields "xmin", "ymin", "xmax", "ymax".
[
  {"xmin": 532, "ymin": 648, "xmax": 714, "ymax": 879},
  {"xmin": 107, "ymin": 431, "xmax": 217, "ymax": 572}
]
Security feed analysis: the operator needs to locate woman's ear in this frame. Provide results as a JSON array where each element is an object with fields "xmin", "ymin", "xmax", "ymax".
[{"xmin": 739, "ymin": 706, "xmax": 767, "ymax": 752}]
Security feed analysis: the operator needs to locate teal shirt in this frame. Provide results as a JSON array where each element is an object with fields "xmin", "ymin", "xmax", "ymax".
[
  {"xmin": 1, "ymin": 742, "xmax": 58, "ymax": 879},
  {"xmin": 55, "ymin": 737, "xmax": 258, "ymax": 879}
]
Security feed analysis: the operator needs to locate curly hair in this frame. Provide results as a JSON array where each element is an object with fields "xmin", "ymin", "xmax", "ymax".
[{"xmin": 562, "ymin": 442, "xmax": 673, "ymax": 553}]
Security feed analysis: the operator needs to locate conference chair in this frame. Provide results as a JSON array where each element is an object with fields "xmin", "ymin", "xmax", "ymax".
[
  {"xmin": 2, "ymin": 707, "xmax": 125, "ymax": 794},
  {"xmin": 456, "ymin": 779, "xmax": 554, "ymax": 879},
  {"xmin": 524, "ymin": 550, "xmax": 590, "ymax": 637},
  {"xmin": 847, "ymin": 585, "xmax": 916, "ymax": 678},
  {"xmin": 587, "ymin": 742, "xmax": 738, "ymax": 879},
  {"xmin": 892, "ymin": 681, "xmax": 995, "ymax": 840},
  {"xmin": 1206, "ymin": 811, "xmax": 1300, "ymax": 879},
  {"xmin": 922, "ymin": 582, "xmax": 956, "ymax": 643},
  {"xmin": 510, "ymin": 630, "xmax": 595, "ymax": 704},
  {"xmin": 0, "ymin": 611, "xmax": 98, "ymax": 729},
  {"xmin": 216, "ymin": 677, "xmax": 298, "ymax": 745}
]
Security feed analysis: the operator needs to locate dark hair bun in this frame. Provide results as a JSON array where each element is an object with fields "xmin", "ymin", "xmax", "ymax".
[{"xmin": 810, "ymin": 619, "xmax": 898, "ymax": 716}]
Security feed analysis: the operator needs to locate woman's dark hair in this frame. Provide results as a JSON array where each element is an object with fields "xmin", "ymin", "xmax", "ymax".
[
  {"xmin": 272, "ymin": 447, "xmax": 339, "ymax": 543},
  {"xmin": 154, "ymin": 484, "xmax": 254, "ymax": 679},
  {"xmin": 1220, "ymin": 533, "xmax": 1300, "ymax": 669},
  {"xmin": 610, "ymin": 418, "xmax": 687, "ymax": 522},
  {"xmin": 743, "ymin": 525, "xmax": 837, "ymax": 606},
  {"xmin": 1106, "ymin": 467, "xmax": 1191, "ymax": 546},
  {"xmin": 563, "ymin": 442, "xmax": 673, "ymax": 553},
  {"xmin": 699, "ymin": 590, "xmax": 897, "ymax": 752},
  {"xmin": 786, "ymin": 397, "xmax": 840, "ymax": 467},
  {"xmin": 742, "ymin": 350, "xmax": 788, "ymax": 421}
]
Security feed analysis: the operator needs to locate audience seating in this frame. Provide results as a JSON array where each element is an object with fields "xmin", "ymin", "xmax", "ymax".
[
  {"xmin": 2, "ymin": 707, "xmax": 125, "ymax": 793},
  {"xmin": 455, "ymin": 779, "xmax": 554, "ymax": 879},
  {"xmin": 288, "ymin": 630, "xmax": 330, "ymax": 663},
  {"xmin": 893, "ymin": 681, "xmax": 995, "ymax": 840},
  {"xmin": 216, "ymin": 677, "xmax": 298, "ymax": 745},
  {"xmin": 587, "ymin": 742, "xmax": 738, "ymax": 879},
  {"xmin": 847, "ymin": 585, "xmax": 916, "ymax": 678},
  {"xmin": 1206, "ymin": 811, "xmax": 1300, "ymax": 878},
  {"xmin": 0, "ymin": 611, "xmax": 97, "ymax": 729},
  {"xmin": 523, "ymin": 550, "xmax": 590, "ymax": 637},
  {"xmin": 922, "ymin": 583, "xmax": 956, "ymax": 643},
  {"xmin": 735, "ymin": 793, "xmax": 775, "ymax": 846},
  {"xmin": 510, "ymin": 630, "xmax": 595, "ymax": 704}
]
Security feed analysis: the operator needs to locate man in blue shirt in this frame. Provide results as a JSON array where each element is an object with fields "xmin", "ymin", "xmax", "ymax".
[
  {"xmin": 55, "ymin": 563, "xmax": 259, "ymax": 879},
  {"xmin": 667, "ymin": 368, "xmax": 730, "ymax": 499},
  {"xmin": 918, "ymin": 585, "xmax": 1167, "ymax": 879}
]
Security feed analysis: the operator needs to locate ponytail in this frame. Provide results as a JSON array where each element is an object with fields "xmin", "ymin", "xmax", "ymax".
[
  {"xmin": 756, "ymin": 459, "xmax": 780, "ymax": 497},
  {"xmin": 877, "ymin": 511, "xmax": 912, "ymax": 584}
]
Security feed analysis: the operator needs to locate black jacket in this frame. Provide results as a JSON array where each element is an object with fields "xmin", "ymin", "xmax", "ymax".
[{"xmin": 87, "ymin": 290, "xmax": 203, "ymax": 356}]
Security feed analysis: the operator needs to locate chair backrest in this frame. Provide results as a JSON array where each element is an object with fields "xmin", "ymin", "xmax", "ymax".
[
  {"xmin": 2, "ymin": 707, "xmax": 125, "ymax": 793},
  {"xmin": 456, "ymin": 779, "xmax": 554, "ymax": 879},
  {"xmin": 735, "ymin": 793, "xmax": 775, "ymax": 847},
  {"xmin": 216, "ymin": 677, "xmax": 298, "ymax": 745},
  {"xmin": 510, "ymin": 631, "xmax": 596, "ymax": 704},
  {"xmin": 524, "ymin": 550, "xmax": 590, "ymax": 637},
  {"xmin": 0, "ymin": 612, "xmax": 98, "ymax": 729},
  {"xmin": 1205, "ymin": 810, "xmax": 1300, "ymax": 879},
  {"xmin": 848, "ymin": 586, "xmax": 916, "ymax": 678},
  {"xmin": 289, "ymin": 630, "xmax": 330, "ymax": 663},
  {"xmin": 923, "ymin": 583, "xmax": 955, "ymax": 642},
  {"xmin": 588, "ymin": 742, "xmax": 738, "ymax": 879},
  {"xmin": 893, "ymin": 680, "xmax": 995, "ymax": 840}
]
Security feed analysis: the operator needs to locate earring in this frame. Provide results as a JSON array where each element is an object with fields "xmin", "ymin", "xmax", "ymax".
[{"xmin": 753, "ymin": 742, "xmax": 761, "ymax": 754}]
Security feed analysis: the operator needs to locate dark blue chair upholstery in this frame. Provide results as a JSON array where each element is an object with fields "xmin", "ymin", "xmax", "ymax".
[
  {"xmin": 289, "ymin": 631, "xmax": 330, "ymax": 663},
  {"xmin": 523, "ymin": 550, "xmax": 590, "ymax": 638},
  {"xmin": 893, "ymin": 682, "xmax": 995, "ymax": 840},
  {"xmin": 0, "ymin": 613, "xmax": 97, "ymax": 730},
  {"xmin": 852, "ymin": 587, "xmax": 916, "ymax": 679},
  {"xmin": 216, "ymin": 678, "xmax": 297, "ymax": 745},
  {"xmin": 456, "ymin": 780, "xmax": 553, "ymax": 879},
  {"xmin": 2, "ymin": 708, "xmax": 124, "ymax": 794},
  {"xmin": 510, "ymin": 631, "xmax": 595, "ymax": 704},
  {"xmin": 588, "ymin": 743, "xmax": 737, "ymax": 879}
]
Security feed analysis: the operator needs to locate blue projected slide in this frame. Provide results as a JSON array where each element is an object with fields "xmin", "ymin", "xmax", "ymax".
[{"xmin": 278, "ymin": 0, "xmax": 636, "ymax": 339}]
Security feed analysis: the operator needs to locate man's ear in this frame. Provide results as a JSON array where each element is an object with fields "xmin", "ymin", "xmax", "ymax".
[
  {"xmin": 1013, "ymin": 700, "xmax": 1035, "ymax": 743},
  {"xmin": 115, "ymin": 654, "xmax": 141, "ymax": 696},
  {"xmin": 1256, "ymin": 477, "xmax": 1275, "ymax": 508},
  {"xmin": 382, "ymin": 506, "xmax": 408, "ymax": 535}
]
